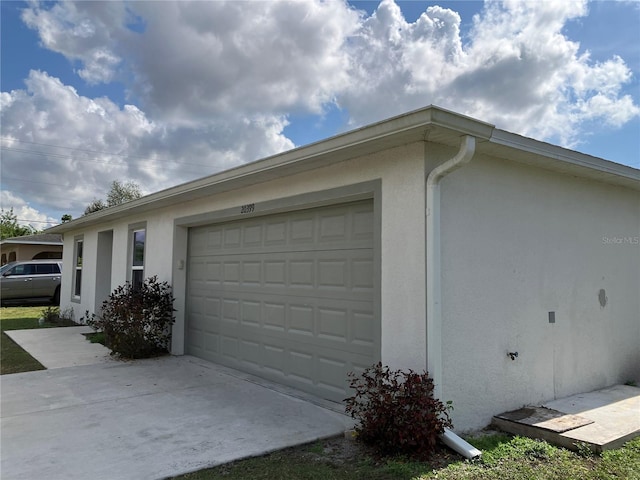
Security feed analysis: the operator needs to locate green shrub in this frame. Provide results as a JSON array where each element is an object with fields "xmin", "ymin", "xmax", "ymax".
[
  {"xmin": 40, "ymin": 306, "xmax": 60, "ymax": 323},
  {"xmin": 86, "ymin": 276, "xmax": 175, "ymax": 359},
  {"xmin": 345, "ymin": 362, "xmax": 453, "ymax": 459}
]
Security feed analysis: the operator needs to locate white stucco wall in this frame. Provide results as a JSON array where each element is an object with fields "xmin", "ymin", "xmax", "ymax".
[
  {"xmin": 59, "ymin": 141, "xmax": 428, "ymax": 371},
  {"xmin": 439, "ymin": 149, "xmax": 640, "ymax": 431},
  {"xmin": 58, "ymin": 138, "xmax": 638, "ymax": 433}
]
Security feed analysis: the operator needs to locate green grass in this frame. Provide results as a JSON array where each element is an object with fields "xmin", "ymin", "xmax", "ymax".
[
  {"xmin": 425, "ymin": 434, "xmax": 640, "ymax": 480},
  {"xmin": 84, "ymin": 331, "xmax": 106, "ymax": 345},
  {"xmin": 171, "ymin": 435, "xmax": 640, "ymax": 480},
  {"xmin": 0, "ymin": 306, "xmax": 76, "ymax": 375}
]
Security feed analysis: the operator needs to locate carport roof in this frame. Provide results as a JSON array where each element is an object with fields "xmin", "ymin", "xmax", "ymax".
[{"xmin": 47, "ymin": 105, "xmax": 640, "ymax": 234}]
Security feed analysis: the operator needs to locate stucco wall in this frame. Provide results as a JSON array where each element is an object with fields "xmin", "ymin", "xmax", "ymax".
[
  {"xmin": 59, "ymin": 141, "xmax": 429, "ymax": 370},
  {"xmin": 439, "ymin": 148, "xmax": 640, "ymax": 431},
  {"xmin": 58, "ymin": 139, "xmax": 639, "ymax": 432},
  {"xmin": 1, "ymin": 244, "xmax": 62, "ymax": 263}
]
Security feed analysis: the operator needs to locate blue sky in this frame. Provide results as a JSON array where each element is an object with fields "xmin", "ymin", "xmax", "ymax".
[{"xmin": 1, "ymin": 0, "xmax": 639, "ymax": 228}]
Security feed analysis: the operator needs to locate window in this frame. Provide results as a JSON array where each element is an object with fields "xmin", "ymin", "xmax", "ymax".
[
  {"xmin": 74, "ymin": 238, "xmax": 83, "ymax": 298},
  {"xmin": 7, "ymin": 264, "xmax": 35, "ymax": 276},
  {"xmin": 131, "ymin": 229, "xmax": 145, "ymax": 290},
  {"xmin": 35, "ymin": 263, "xmax": 61, "ymax": 274}
]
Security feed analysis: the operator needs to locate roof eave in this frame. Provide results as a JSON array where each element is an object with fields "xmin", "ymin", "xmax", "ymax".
[
  {"xmin": 0, "ymin": 240, "xmax": 63, "ymax": 246},
  {"xmin": 47, "ymin": 105, "xmax": 495, "ymax": 233},
  {"xmin": 46, "ymin": 105, "xmax": 639, "ymax": 234},
  {"xmin": 488, "ymin": 129, "xmax": 640, "ymax": 190}
]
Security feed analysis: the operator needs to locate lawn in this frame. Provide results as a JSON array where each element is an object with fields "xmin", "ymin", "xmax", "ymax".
[
  {"xmin": 173, "ymin": 434, "xmax": 640, "ymax": 480},
  {"xmin": 0, "ymin": 305, "xmax": 76, "ymax": 375}
]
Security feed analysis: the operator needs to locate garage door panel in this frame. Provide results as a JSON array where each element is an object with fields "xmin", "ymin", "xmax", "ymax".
[
  {"xmin": 353, "ymin": 209, "xmax": 374, "ymax": 239},
  {"xmin": 190, "ymin": 204, "xmax": 373, "ymax": 258},
  {"xmin": 289, "ymin": 304, "xmax": 314, "ymax": 335},
  {"xmin": 242, "ymin": 261, "xmax": 261, "ymax": 284},
  {"xmin": 191, "ymin": 292, "xmax": 375, "ymax": 350},
  {"xmin": 290, "ymin": 218, "xmax": 314, "ymax": 242},
  {"xmin": 186, "ymin": 200, "xmax": 378, "ymax": 402},
  {"xmin": 317, "ymin": 356, "xmax": 349, "ymax": 394},
  {"xmin": 242, "ymin": 300, "xmax": 261, "ymax": 326},
  {"xmin": 243, "ymin": 224, "xmax": 263, "ymax": 245},
  {"xmin": 264, "ymin": 302, "xmax": 286, "ymax": 330},
  {"xmin": 191, "ymin": 251, "xmax": 373, "ymax": 299}
]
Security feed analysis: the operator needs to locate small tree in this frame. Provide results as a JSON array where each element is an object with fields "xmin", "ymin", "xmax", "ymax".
[
  {"xmin": 1, "ymin": 208, "xmax": 36, "ymax": 239},
  {"xmin": 86, "ymin": 276, "xmax": 175, "ymax": 358},
  {"xmin": 84, "ymin": 199, "xmax": 106, "ymax": 215},
  {"xmin": 61, "ymin": 214, "xmax": 73, "ymax": 223},
  {"xmin": 83, "ymin": 180, "xmax": 142, "ymax": 215},
  {"xmin": 345, "ymin": 362, "xmax": 453, "ymax": 459},
  {"xmin": 106, "ymin": 180, "xmax": 142, "ymax": 207}
]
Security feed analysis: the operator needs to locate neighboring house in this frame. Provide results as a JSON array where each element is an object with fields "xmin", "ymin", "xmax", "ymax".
[
  {"xmin": 47, "ymin": 106, "xmax": 639, "ymax": 432},
  {"xmin": 1, "ymin": 233, "xmax": 63, "ymax": 265}
]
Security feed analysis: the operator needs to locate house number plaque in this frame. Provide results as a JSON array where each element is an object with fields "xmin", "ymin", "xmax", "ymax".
[{"xmin": 240, "ymin": 203, "xmax": 255, "ymax": 214}]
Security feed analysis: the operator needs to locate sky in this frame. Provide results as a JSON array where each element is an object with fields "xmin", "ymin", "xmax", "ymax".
[{"xmin": 1, "ymin": 0, "xmax": 639, "ymax": 230}]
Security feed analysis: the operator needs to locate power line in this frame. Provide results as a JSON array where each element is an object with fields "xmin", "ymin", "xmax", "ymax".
[
  {"xmin": 2, "ymin": 176, "xmax": 78, "ymax": 188},
  {"xmin": 16, "ymin": 218, "xmax": 58, "ymax": 224},
  {"xmin": 3, "ymin": 138, "xmax": 152, "ymax": 160},
  {"xmin": 1, "ymin": 138, "xmax": 221, "ymax": 170}
]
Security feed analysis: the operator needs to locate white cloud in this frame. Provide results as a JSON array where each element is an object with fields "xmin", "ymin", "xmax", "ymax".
[
  {"xmin": 21, "ymin": 1, "xmax": 127, "ymax": 84},
  {"xmin": 0, "ymin": 70, "xmax": 293, "ymax": 218},
  {"xmin": 341, "ymin": 0, "xmax": 639, "ymax": 145},
  {"xmin": 1, "ymin": 190, "xmax": 58, "ymax": 230},
  {"xmin": 4, "ymin": 0, "xmax": 638, "ymax": 222},
  {"xmin": 21, "ymin": 0, "xmax": 360, "ymax": 123},
  {"xmin": 19, "ymin": 0, "xmax": 638, "ymax": 143}
]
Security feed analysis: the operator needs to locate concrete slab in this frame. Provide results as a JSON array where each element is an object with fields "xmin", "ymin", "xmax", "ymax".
[
  {"xmin": 493, "ymin": 385, "xmax": 640, "ymax": 452},
  {"xmin": 1, "ymin": 356, "xmax": 354, "ymax": 480},
  {"xmin": 4, "ymin": 326, "xmax": 115, "ymax": 368},
  {"xmin": 544, "ymin": 385, "xmax": 640, "ymax": 451}
]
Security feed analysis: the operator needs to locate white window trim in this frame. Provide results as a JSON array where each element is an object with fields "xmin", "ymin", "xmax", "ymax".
[
  {"xmin": 72, "ymin": 236, "xmax": 83, "ymax": 302},
  {"xmin": 128, "ymin": 224, "xmax": 146, "ymax": 287}
]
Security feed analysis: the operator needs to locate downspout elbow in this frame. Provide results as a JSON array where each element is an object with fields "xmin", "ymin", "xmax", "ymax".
[{"xmin": 427, "ymin": 135, "xmax": 476, "ymax": 186}]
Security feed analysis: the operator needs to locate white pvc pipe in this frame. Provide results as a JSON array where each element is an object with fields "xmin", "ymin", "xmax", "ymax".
[
  {"xmin": 440, "ymin": 428, "xmax": 482, "ymax": 459},
  {"xmin": 426, "ymin": 135, "xmax": 476, "ymax": 399}
]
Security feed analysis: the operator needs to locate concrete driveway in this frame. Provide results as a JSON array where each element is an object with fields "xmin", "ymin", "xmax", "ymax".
[{"xmin": 1, "ymin": 329, "xmax": 353, "ymax": 480}]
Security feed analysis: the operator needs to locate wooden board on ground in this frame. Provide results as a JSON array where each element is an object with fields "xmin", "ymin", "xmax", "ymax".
[{"xmin": 494, "ymin": 407, "xmax": 594, "ymax": 433}]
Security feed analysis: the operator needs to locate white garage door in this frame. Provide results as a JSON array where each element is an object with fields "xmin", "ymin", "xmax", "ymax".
[{"xmin": 186, "ymin": 200, "xmax": 378, "ymax": 402}]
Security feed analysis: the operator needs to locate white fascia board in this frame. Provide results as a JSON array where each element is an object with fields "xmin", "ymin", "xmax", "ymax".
[{"xmin": 490, "ymin": 129, "xmax": 640, "ymax": 190}]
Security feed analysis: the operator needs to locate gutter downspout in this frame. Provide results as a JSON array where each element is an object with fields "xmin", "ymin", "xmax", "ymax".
[
  {"xmin": 441, "ymin": 428, "xmax": 482, "ymax": 459},
  {"xmin": 426, "ymin": 135, "xmax": 482, "ymax": 459},
  {"xmin": 426, "ymin": 135, "xmax": 478, "ymax": 458},
  {"xmin": 426, "ymin": 135, "xmax": 476, "ymax": 396}
]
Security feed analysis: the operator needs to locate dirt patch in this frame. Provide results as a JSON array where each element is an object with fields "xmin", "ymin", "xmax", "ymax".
[{"xmin": 299, "ymin": 433, "xmax": 464, "ymax": 468}]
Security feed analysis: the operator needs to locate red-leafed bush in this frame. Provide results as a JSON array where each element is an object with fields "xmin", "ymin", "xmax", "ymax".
[
  {"xmin": 85, "ymin": 276, "xmax": 175, "ymax": 359},
  {"xmin": 345, "ymin": 362, "xmax": 453, "ymax": 459}
]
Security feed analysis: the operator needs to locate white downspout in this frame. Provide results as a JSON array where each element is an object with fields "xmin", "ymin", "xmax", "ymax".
[
  {"xmin": 426, "ymin": 135, "xmax": 478, "ymax": 459},
  {"xmin": 426, "ymin": 135, "xmax": 476, "ymax": 399}
]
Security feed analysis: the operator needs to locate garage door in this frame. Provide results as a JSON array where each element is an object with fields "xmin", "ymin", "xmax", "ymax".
[{"xmin": 186, "ymin": 200, "xmax": 378, "ymax": 402}]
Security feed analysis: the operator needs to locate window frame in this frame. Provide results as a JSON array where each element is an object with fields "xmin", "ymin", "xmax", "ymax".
[
  {"xmin": 129, "ymin": 225, "xmax": 146, "ymax": 290},
  {"xmin": 72, "ymin": 237, "xmax": 83, "ymax": 301}
]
